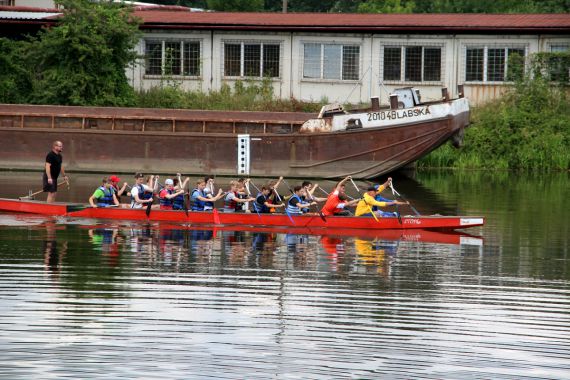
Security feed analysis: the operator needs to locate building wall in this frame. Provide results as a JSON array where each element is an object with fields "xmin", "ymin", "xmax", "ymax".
[
  {"xmin": 130, "ymin": 30, "xmax": 570, "ymax": 106},
  {"xmin": 15, "ymin": 0, "xmax": 56, "ymax": 7}
]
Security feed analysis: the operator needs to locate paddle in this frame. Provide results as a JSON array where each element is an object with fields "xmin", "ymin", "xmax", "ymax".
[
  {"xmin": 177, "ymin": 173, "xmax": 189, "ymax": 217},
  {"xmin": 349, "ymin": 178, "xmax": 380, "ymax": 223},
  {"xmin": 19, "ymin": 180, "xmax": 67, "ymax": 200},
  {"xmin": 306, "ymin": 184, "xmax": 326, "ymax": 222},
  {"xmin": 390, "ymin": 182, "xmax": 420, "ymax": 216},
  {"xmin": 273, "ymin": 185, "xmax": 295, "ymax": 225},
  {"xmin": 244, "ymin": 179, "xmax": 261, "ymax": 219},
  {"xmin": 145, "ymin": 175, "xmax": 158, "ymax": 217}
]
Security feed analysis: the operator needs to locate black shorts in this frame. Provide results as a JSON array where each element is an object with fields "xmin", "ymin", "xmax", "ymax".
[{"xmin": 43, "ymin": 173, "xmax": 58, "ymax": 193}]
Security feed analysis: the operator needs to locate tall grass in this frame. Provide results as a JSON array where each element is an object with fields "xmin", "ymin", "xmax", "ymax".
[{"xmin": 134, "ymin": 79, "xmax": 324, "ymax": 113}]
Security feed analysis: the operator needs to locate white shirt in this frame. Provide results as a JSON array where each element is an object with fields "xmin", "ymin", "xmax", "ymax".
[{"xmin": 130, "ymin": 184, "xmax": 152, "ymax": 209}]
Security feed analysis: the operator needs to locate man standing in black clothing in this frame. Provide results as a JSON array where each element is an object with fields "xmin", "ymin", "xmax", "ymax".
[{"xmin": 43, "ymin": 140, "xmax": 68, "ymax": 203}]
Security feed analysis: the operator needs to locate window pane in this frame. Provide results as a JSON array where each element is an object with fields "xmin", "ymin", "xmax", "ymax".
[
  {"xmin": 323, "ymin": 44, "xmax": 341, "ymax": 80},
  {"xmin": 244, "ymin": 44, "xmax": 261, "ymax": 77},
  {"xmin": 487, "ymin": 48, "xmax": 505, "ymax": 81},
  {"xmin": 164, "ymin": 42, "xmax": 181, "ymax": 75},
  {"xmin": 263, "ymin": 44, "xmax": 280, "ymax": 78},
  {"xmin": 183, "ymin": 42, "xmax": 200, "ymax": 76},
  {"xmin": 423, "ymin": 48, "xmax": 441, "ymax": 81},
  {"xmin": 551, "ymin": 45, "xmax": 569, "ymax": 53},
  {"xmin": 405, "ymin": 46, "xmax": 422, "ymax": 81},
  {"xmin": 145, "ymin": 41, "xmax": 162, "ymax": 75},
  {"xmin": 224, "ymin": 44, "xmax": 241, "ymax": 76},
  {"xmin": 506, "ymin": 48, "xmax": 524, "ymax": 81},
  {"xmin": 383, "ymin": 47, "xmax": 401, "ymax": 81},
  {"xmin": 465, "ymin": 48, "xmax": 484, "ymax": 81},
  {"xmin": 303, "ymin": 43, "xmax": 321, "ymax": 79},
  {"xmin": 342, "ymin": 45, "xmax": 360, "ymax": 80}
]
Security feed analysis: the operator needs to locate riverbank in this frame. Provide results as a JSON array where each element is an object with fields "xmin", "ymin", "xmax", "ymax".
[{"xmin": 419, "ymin": 77, "xmax": 570, "ymax": 171}]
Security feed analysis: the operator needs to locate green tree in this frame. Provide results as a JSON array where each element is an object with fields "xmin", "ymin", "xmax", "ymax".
[
  {"xmin": 0, "ymin": 38, "xmax": 33, "ymax": 104},
  {"xmin": 206, "ymin": 0, "xmax": 264, "ymax": 11},
  {"xmin": 28, "ymin": 0, "xmax": 141, "ymax": 106},
  {"xmin": 357, "ymin": 0, "xmax": 415, "ymax": 13}
]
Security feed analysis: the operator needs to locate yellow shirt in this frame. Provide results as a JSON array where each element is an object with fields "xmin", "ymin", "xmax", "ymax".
[{"xmin": 355, "ymin": 188, "xmax": 391, "ymax": 217}]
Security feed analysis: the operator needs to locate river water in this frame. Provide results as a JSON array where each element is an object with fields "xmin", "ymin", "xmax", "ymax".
[{"xmin": 0, "ymin": 171, "xmax": 568, "ymax": 379}]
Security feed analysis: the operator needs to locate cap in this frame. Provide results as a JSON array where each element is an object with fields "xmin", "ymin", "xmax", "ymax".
[
  {"xmin": 367, "ymin": 186, "xmax": 377, "ymax": 192},
  {"xmin": 109, "ymin": 175, "xmax": 121, "ymax": 183},
  {"xmin": 165, "ymin": 179, "xmax": 174, "ymax": 185},
  {"xmin": 134, "ymin": 172, "xmax": 144, "ymax": 179}
]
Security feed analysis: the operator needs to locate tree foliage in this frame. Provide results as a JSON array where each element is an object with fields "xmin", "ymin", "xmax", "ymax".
[
  {"xmin": 357, "ymin": 0, "xmax": 415, "ymax": 13},
  {"xmin": 151, "ymin": 0, "xmax": 570, "ymax": 12},
  {"xmin": 27, "ymin": 0, "xmax": 141, "ymax": 106},
  {"xmin": 206, "ymin": 0, "xmax": 264, "ymax": 11},
  {"xmin": 0, "ymin": 0, "xmax": 141, "ymax": 106}
]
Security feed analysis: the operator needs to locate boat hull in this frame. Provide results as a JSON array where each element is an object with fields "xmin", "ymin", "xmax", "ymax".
[
  {"xmin": 0, "ymin": 99, "xmax": 469, "ymax": 179},
  {"xmin": 0, "ymin": 198, "xmax": 484, "ymax": 231}
]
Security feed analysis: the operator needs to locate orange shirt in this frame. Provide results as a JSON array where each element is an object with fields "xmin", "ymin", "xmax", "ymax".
[{"xmin": 321, "ymin": 190, "xmax": 345, "ymax": 216}]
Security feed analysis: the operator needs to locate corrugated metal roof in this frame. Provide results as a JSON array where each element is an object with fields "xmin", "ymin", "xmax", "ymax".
[
  {"xmin": 0, "ymin": 11, "xmax": 60, "ymax": 20},
  {"xmin": 133, "ymin": 11, "xmax": 570, "ymax": 32}
]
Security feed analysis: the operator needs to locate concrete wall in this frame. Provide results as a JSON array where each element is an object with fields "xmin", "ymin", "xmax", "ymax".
[{"xmin": 129, "ymin": 30, "xmax": 570, "ymax": 106}]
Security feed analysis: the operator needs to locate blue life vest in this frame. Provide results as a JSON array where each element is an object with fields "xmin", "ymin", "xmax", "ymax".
[
  {"xmin": 254, "ymin": 192, "xmax": 270, "ymax": 213},
  {"xmin": 191, "ymin": 188, "xmax": 207, "ymax": 211},
  {"xmin": 286, "ymin": 194, "xmax": 303, "ymax": 215},
  {"xmin": 96, "ymin": 186, "xmax": 114, "ymax": 207},
  {"xmin": 131, "ymin": 184, "xmax": 152, "ymax": 208},
  {"xmin": 160, "ymin": 189, "xmax": 174, "ymax": 208},
  {"xmin": 172, "ymin": 192, "xmax": 185, "ymax": 210}
]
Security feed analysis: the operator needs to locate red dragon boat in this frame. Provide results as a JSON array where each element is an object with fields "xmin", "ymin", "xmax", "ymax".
[{"xmin": 0, "ymin": 198, "xmax": 484, "ymax": 231}]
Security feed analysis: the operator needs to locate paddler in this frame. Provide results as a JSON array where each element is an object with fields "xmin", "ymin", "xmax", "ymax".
[
  {"xmin": 191, "ymin": 179, "xmax": 224, "ymax": 211},
  {"xmin": 286, "ymin": 186, "xmax": 316, "ymax": 215},
  {"xmin": 158, "ymin": 179, "xmax": 185, "ymax": 210},
  {"xmin": 88, "ymin": 177, "xmax": 120, "ymax": 208},
  {"xmin": 300, "ymin": 180, "xmax": 326, "ymax": 212},
  {"xmin": 223, "ymin": 180, "xmax": 255, "ymax": 213},
  {"xmin": 254, "ymin": 186, "xmax": 285, "ymax": 213},
  {"xmin": 355, "ymin": 180, "xmax": 408, "ymax": 217},
  {"xmin": 321, "ymin": 175, "xmax": 359, "ymax": 216},
  {"xmin": 109, "ymin": 175, "xmax": 128, "ymax": 202},
  {"xmin": 130, "ymin": 173, "xmax": 154, "ymax": 209}
]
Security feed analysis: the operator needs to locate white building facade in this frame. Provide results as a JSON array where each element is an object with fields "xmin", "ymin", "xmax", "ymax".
[{"xmin": 127, "ymin": 11, "xmax": 570, "ymax": 106}]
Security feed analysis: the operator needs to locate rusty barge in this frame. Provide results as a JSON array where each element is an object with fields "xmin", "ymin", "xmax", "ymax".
[{"xmin": 0, "ymin": 87, "xmax": 469, "ymax": 179}]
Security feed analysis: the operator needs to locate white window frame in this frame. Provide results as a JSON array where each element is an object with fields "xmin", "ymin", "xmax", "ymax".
[
  {"xmin": 143, "ymin": 39, "xmax": 202, "ymax": 78},
  {"xmin": 221, "ymin": 40, "xmax": 282, "ymax": 79},
  {"xmin": 301, "ymin": 42, "xmax": 361, "ymax": 82},
  {"xmin": 380, "ymin": 43, "xmax": 445, "ymax": 85},
  {"xmin": 463, "ymin": 44, "xmax": 527, "ymax": 84}
]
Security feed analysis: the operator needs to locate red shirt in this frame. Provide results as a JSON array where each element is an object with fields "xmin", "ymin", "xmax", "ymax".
[{"xmin": 321, "ymin": 190, "xmax": 345, "ymax": 216}]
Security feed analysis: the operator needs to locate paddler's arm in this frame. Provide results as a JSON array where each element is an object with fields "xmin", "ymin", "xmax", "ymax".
[
  {"xmin": 112, "ymin": 192, "xmax": 120, "ymax": 206},
  {"xmin": 88, "ymin": 194, "xmax": 97, "ymax": 208},
  {"xmin": 212, "ymin": 188, "xmax": 225, "ymax": 202},
  {"xmin": 45, "ymin": 162, "xmax": 53, "ymax": 184},
  {"xmin": 335, "ymin": 175, "xmax": 352, "ymax": 193},
  {"xmin": 118, "ymin": 182, "xmax": 128, "ymax": 196},
  {"xmin": 365, "ymin": 193, "xmax": 406, "ymax": 207},
  {"xmin": 374, "ymin": 177, "xmax": 392, "ymax": 193}
]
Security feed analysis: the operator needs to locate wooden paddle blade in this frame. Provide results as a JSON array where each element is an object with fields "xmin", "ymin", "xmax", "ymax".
[
  {"xmin": 213, "ymin": 208, "xmax": 220, "ymax": 224},
  {"xmin": 318, "ymin": 211, "xmax": 327, "ymax": 222},
  {"xmin": 145, "ymin": 201, "xmax": 152, "ymax": 217}
]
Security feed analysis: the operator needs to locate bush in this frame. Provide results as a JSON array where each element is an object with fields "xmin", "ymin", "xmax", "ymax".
[{"xmin": 420, "ymin": 57, "xmax": 570, "ymax": 171}]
